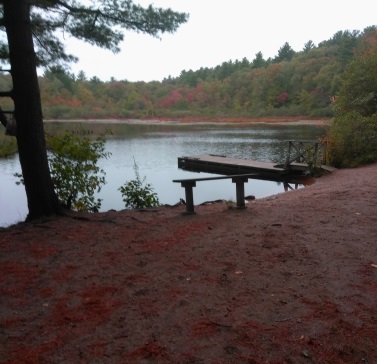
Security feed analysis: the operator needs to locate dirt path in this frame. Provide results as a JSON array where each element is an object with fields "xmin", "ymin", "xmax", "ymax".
[{"xmin": 1, "ymin": 163, "xmax": 377, "ymax": 363}]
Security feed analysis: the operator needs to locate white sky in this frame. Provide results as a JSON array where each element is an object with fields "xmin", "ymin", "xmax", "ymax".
[{"xmin": 66, "ymin": 0, "xmax": 377, "ymax": 82}]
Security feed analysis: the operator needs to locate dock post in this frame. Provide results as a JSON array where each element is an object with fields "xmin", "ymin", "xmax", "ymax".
[
  {"xmin": 285, "ymin": 141, "xmax": 292, "ymax": 169},
  {"xmin": 232, "ymin": 177, "xmax": 248, "ymax": 209},
  {"xmin": 313, "ymin": 142, "xmax": 319, "ymax": 166},
  {"xmin": 181, "ymin": 181, "xmax": 196, "ymax": 214}
]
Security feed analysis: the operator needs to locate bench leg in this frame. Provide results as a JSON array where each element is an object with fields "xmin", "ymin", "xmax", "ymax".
[
  {"xmin": 232, "ymin": 177, "xmax": 248, "ymax": 209},
  {"xmin": 181, "ymin": 181, "xmax": 196, "ymax": 214}
]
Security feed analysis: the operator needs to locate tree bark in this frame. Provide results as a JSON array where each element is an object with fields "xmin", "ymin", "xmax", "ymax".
[{"xmin": 3, "ymin": 0, "xmax": 64, "ymax": 219}]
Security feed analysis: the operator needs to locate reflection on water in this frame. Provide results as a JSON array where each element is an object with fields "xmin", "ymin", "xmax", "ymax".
[
  {"xmin": 0, "ymin": 122, "xmax": 325, "ymax": 227},
  {"xmin": 0, "ymin": 154, "xmax": 27, "ymax": 227}
]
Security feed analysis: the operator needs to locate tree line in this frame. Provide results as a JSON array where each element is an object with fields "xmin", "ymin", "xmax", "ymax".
[{"xmin": 1, "ymin": 26, "xmax": 375, "ymax": 121}]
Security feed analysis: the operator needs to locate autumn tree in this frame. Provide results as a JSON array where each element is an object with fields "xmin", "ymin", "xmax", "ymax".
[
  {"xmin": 0, "ymin": 0, "xmax": 188, "ymax": 220},
  {"xmin": 328, "ymin": 30, "xmax": 377, "ymax": 167}
]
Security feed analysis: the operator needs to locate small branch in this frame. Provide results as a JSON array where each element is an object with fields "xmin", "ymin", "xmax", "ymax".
[
  {"xmin": 208, "ymin": 319, "xmax": 232, "ymax": 328},
  {"xmin": 130, "ymin": 216, "xmax": 148, "ymax": 224},
  {"xmin": 0, "ymin": 90, "xmax": 12, "ymax": 98}
]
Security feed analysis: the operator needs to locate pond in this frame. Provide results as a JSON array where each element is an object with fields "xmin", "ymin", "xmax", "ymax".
[{"xmin": 0, "ymin": 121, "xmax": 326, "ymax": 227}]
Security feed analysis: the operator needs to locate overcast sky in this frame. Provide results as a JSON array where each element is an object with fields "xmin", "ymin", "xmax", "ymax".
[{"xmin": 66, "ymin": 0, "xmax": 376, "ymax": 82}]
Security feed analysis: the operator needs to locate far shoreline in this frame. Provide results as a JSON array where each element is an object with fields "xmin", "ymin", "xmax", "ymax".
[{"xmin": 44, "ymin": 116, "xmax": 328, "ymax": 126}]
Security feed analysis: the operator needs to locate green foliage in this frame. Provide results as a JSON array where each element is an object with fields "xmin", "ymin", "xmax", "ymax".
[
  {"xmin": 333, "ymin": 48, "xmax": 377, "ymax": 116},
  {"xmin": 275, "ymin": 42, "xmax": 296, "ymax": 62},
  {"xmin": 46, "ymin": 132, "xmax": 111, "ymax": 212},
  {"xmin": 0, "ymin": 1, "xmax": 188, "ymax": 68},
  {"xmin": 252, "ymin": 51, "xmax": 267, "ymax": 68},
  {"xmin": 327, "ymin": 40, "xmax": 377, "ymax": 167},
  {"xmin": 119, "ymin": 160, "xmax": 159, "ymax": 209},
  {"xmin": 328, "ymin": 112, "xmax": 377, "ymax": 167},
  {"xmin": 303, "ymin": 40, "xmax": 315, "ymax": 53},
  {"xmin": 0, "ymin": 132, "xmax": 17, "ymax": 157}
]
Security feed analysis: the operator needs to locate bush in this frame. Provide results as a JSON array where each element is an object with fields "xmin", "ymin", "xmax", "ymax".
[
  {"xmin": 46, "ymin": 132, "xmax": 110, "ymax": 212},
  {"xmin": 0, "ymin": 134, "xmax": 17, "ymax": 157},
  {"xmin": 119, "ymin": 160, "xmax": 159, "ymax": 209},
  {"xmin": 327, "ymin": 112, "xmax": 377, "ymax": 167},
  {"xmin": 326, "ymin": 42, "xmax": 377, "ymax": 167}
]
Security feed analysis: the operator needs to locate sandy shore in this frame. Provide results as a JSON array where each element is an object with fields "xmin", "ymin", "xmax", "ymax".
[{"xmin": 1, "ymin": 162, "xmax": 376, "ymax": 363}]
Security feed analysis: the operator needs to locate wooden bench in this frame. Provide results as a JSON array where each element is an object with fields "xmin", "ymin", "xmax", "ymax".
[{"xmin": 173, "ymin": 173, "xmax": 258, "ymax": 214}]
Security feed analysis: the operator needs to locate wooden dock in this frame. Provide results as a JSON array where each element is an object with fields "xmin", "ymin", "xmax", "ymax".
[
  {"xmin": 178, "ymin": 154, "xmax": 300, "ymax": 181},
  {"xmin": 178, "ymin": 141, "xmax": 335, "ymax": 182}
]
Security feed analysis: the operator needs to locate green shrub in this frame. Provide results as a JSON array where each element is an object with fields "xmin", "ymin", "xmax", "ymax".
[
  {"xmin": 0, "ymin": 134, "xmax": 17, "ymax": 157},
  {"xmin": 326, "ymin": 43, "xmax": 377, "ymax": 167},
  {"xmin": 119, "ymin": 160, "xmax": 159, "ymax": 209},
  {"xmin": 46, "ymin": 132, "xmax": 110, "ymax": 212},
  {"xmin": 328, "ymin": 112, "xmax": 377, "ymax": 167}
]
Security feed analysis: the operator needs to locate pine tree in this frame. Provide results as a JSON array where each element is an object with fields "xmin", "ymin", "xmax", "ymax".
[{"xmin": 0, "ymin": 0, "xmax": 188, "ymax": 220}]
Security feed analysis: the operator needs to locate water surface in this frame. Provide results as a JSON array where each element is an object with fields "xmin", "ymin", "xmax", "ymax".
[{"xmin": 0, "ymin": 122, "xmax": 325, "ymax": 227}]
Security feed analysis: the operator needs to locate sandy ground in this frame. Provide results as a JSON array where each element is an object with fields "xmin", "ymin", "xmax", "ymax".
[{"xmin": 1, "ymin": 162, "xmax": 377, "ymax": 363}]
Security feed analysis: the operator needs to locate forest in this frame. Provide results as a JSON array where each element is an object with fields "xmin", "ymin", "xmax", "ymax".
[{"xmin": 1, "ymin": 26, "xmax": 376, "ymax": 121}]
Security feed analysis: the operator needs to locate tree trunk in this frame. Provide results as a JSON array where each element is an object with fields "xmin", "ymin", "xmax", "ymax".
[{"xmin": 3, "ymin": 0, "xmax": 64, "ymax": 219}]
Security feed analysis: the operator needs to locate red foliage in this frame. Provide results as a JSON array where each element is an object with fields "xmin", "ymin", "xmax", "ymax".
[
  {"xmin": 160, "ymin": 89, "xmax": 183, "ymax": 109},
  {"xmin": 277, "ymin": 91, "xmax": 289, "ymax": 104}
]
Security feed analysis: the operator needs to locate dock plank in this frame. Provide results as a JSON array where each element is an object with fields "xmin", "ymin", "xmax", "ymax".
[
  {"xmin": 178, "ymin": 154, "xmax": 335, "ymax": 181},
  {"xmin": 188, "ymin": 155, "xmax": 285, "ymax": 171},
  {"xmin": 178, "ymin": 154, "xmax": 289, "ymax": 179}
]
